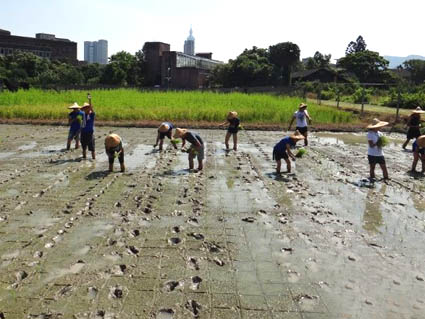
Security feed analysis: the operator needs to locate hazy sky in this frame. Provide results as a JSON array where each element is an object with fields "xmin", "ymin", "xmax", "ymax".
[{"xmin": 1, "ymin": 0, "xmax": 424, "ymax": 63}]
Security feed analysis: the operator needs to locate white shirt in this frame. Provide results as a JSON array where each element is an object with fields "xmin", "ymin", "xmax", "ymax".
[
  {"xmin": 367, "ymin": 131, "xmax": 383, "ymax": 157},
  {"xmin": 294, "ymin": 111, "xmax": 308, "ymax": 128}
]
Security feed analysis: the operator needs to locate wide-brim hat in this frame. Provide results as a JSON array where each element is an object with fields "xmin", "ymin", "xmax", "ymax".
[
  {"xmin": 158, "ymin": 123, "xmax": 170, "ymax": 133},
  {"xmin": 227, "ymin": 111, "xmax": 238, "ymax": 119},
  {"xmin": 417, "ymin": 135, "xmax": 425, "ymax": 148},
  {"xmin": 173, "ymin": 128, "xmax": 187, "ymax": 138},
  {"xmin": 412, "ymin": 106, "xmax": 425, "ymax": 114},
  {"xmin": 105, "ymin": 134, "xmax": 121, "ymax": 148},
  {"xmin": 81, "ymin": 102, "xmax": 91, "ymax": 108},
  {"xmin": 290, "ymin": 130, "xmax": 305, "ymax": 141},
  {"xmin": 68, "ymin": 102, "xmax": 81, "ymax": 109},
  {"xmin": 367, "ymin": 118, "xmax": 389, "ymax": 129},
  {"xmin": 298, "ymin": 103, "xmax": 307, "ymax": 110}
]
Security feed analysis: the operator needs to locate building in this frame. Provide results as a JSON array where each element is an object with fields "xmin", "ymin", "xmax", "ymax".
[
  {"xmin": 0, "ymin": 29, "xmax": 77, "ymax": 62},
  {"xmin": 183, "ymin": 27, "xmax": 195, "ymax": 56},
  {"xmin": 84, "ymin": 40, "xmax": 108, "ymax": 64},
  {"xmin": 143, "ymin": 41, "xmax": 221, "ymax": 89}
]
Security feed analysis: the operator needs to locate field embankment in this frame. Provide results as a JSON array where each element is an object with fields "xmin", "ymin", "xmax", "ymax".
[{"xmin": 0, "ymin": 89, "xmax": 355, "ymax": 126}]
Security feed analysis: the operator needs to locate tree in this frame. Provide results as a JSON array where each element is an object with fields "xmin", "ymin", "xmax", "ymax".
[
  {"xmin": 268, "ymin": 42, "xmax": 300, "ymax": 85},
  {"xmin": 401, "ymin": 59, "xmax": 425, "ymax": 84},
  {"xmin": 345, "ymin": 36, "xmax": 367, "ymax": 55},
  {"xmin": 108, "ymin": 51, "xmax": 139, "ymax": 85},
  {"xmin": 305, "ymin": 51, "xmax": 332, "ymax": 70},
  {"xmin": 80, "ymin": 63, "xmax": 103, "ymax": 84},
  {"xmin": 337, "ymin": 50, "xmax": 389, "ymax": 83}
]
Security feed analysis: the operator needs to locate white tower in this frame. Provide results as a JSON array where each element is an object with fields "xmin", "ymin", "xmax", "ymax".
[{"xmin": 184, "ymin": 27, "xmax": 195, "ymax": 55}]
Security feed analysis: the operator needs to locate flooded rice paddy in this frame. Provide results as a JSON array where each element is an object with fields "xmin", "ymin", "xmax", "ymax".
[{"xmin": 0, "ymin": 124, "xmax": 424, "ymax": 319}]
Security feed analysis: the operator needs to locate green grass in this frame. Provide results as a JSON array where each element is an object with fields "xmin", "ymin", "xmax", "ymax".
[{"xmin": 0, "ymin": 89, "xmax": 354, "ymax": 124}]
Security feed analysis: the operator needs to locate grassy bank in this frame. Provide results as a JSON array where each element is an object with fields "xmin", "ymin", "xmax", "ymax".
[{"xmin": 0, "ymin": 89, "xmax": 355, "ymax": 124}]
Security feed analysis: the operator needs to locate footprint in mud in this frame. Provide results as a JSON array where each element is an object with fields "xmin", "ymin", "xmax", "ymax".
[
  {"xmin": 185, "ymin": 300, "xmax": 202, "ymax": 317},
  {"xmin": 212, "ymin": 257, "xmax": 225, "ymax": 266},
  {"xmin": 287, "ymin": 269, "xmax": 300, "ymax": 283},
  {"xmin": 242, "ymin": 217, "xmax": 256, "ymax": 223},
  {"xmin": 187, "ymin": 217, "xmax": 199, "ymax": 227},
  {"xmin": 33, "ymin": 251, "xmax": 43, "ymax": 258},
  {"xmin": 15, "ymin": 270, "xmax": 28, "ymax": 282},
  {"xmin": 44, "ymin": 242, "xmax": 54, "ymax": 249},
  {"xmin": 162, "ymin": 280, "xmax": 184, "ymax": 292},
  {"xmin": 280, "ymin": 247, "xmax": 294, "ymax": 256},
  {"xmin": 130, "ymin": 229, "xmax": 140, "ymax": 237},
  {"xmin": 172, "ymin": 226, "xmax": 181, "ymax": 233},
  {"xmin": 168, "ymin": 238, "xmax": 182, "ymax": 245},
  {"xmin": 111, "ymin": 264, "xmax": 127, "ymax": 276},
  {"xmin": 187, "ymin": 257, "xmax": 200, "ymax": 270},
  {"xmin": 190, "ymin": 276, "xmax": 202, "ymax": 290},
  {"xmin": 156, "ymin": 309, "xmax": 175, "ymax": 319},
  {"xmin": 127, "ymin": 246, "xmax": 139, "ymax": 256},
  {"xmin": 188, "ymin": 232, "xmax": 204, "ymax": 240},
  {"xmin": 109, "ymin": 285, "xmax": 125, "ymax": 299},
  {"xmin": 203, "ymin": 242, "xmax": 222, "ymax": 253}
]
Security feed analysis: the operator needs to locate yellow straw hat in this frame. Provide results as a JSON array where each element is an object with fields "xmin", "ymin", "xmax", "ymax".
[
  {"xmin": 81, "ymin": 102, "xmax": 91, "ymax": 108},
  {"xmin": 227, "ymin": 111, "xmax": 238, "ymax": 119},
  {"xmin": 290, "ymin": 130, "xmax": 305, "ymax": 141},
  {"xmin": 298, "ymin": 103, "xmax": 307, "ymax": 110},
  {"xmin": 173, "ymin": 128, "xmax": 187, "ymax": 138},
  {"xmin": 68, "ymin": 102, "xmax": 81, "ymax": 109},
  {"xmin": 105, "ymin": 134, "xmax": 121, "ymax": 148},
  {"xmin": 412, "ymin": 106, "xmax": 425, "ymax": 114},
  {"xmin": 417, "ymin": 135, "xmax": 425, "ymax": 148},
  {"xmin": 367, "ymin": 118, "xmax": 389, "ymax": 129},
  {"xmin": 158, "ymin": 123, "xmax": 170, "ymax": 133}
]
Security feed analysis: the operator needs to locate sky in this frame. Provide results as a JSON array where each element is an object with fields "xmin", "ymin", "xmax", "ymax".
[{"xmin": 1, "ymin": 0, "xmax": 424, "ymax": 63}]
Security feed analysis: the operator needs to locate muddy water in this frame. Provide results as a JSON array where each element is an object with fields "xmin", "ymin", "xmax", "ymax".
[{"xmin": 0, "ymin": 124, "xmax": 424, "ymax": 318}]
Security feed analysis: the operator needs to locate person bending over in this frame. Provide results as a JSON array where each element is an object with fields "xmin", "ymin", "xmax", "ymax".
[
  {"xmin": 273, "ymin": 131, "xmax": 305, "ymax": 174},
  {"xmin": 174, "ymin": 128, "xmax": 205, "ymax": 171},
  {"xmin": 105, "ymin": 134, "xmax": 125, "ymax": 172}
]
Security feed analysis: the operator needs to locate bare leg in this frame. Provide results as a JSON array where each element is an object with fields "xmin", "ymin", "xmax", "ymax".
[
  {"xmin": 276, "ymin": 159, "xmax": 281, "ymax": 174},
  {"xmin": 197, "ymin": 159, "xmax": 203, "ymax": 171},
  {"xmin": 66, "ymin": 140, "xmax": 71, "ymax": 150},
  {"xmin": 284, "ymin": 158, "xmax": 291, "ymax": 173},
  {"xmin": 225, "ymin": 132, "xmax": 231, "ymax": 150},
  {"xmin": 82, "ymin": 148, "xmax": 87, "ymax": 159},
  {"xmin": 402, "ymin": 138, "xmax": 410, "ymax": 149},
  {"xmin": 304, "ymin": 132, "xmax": 308, "ymax": 146},
  {"xmin": 411, "ymin": 152, "xmax": 419, "ymax": 172},
  {"xmin": 369, "ymin": 163, "xmax": 376, "ymax": 179},
  {"xmin": 379, "ymin": 163, "xmax": 389, "ymax": 179},
  {"xmin": 233, "ymin": 133, "xmax": 238, "ymax": 151},
  {"xmin": 91, "ymin": 151, "xmax": 96, "ymax": 160},
  {"xmin": 188, "ymin": 154, "xmax": 194, "ymax": 170},
  {"xmin": 109, "ymin": 163, "xmax": 114, "ymax": 172},
  {"xmin": 75, "ymin": 140, "xmax": 80, "ymax": 149},
  {"xmin": 159, "ymin": 139, "xmax": 164, "ymax": 151},
  {"xmin": 421, "ymin": 154, "xmax": 425, "ymax": 173}
]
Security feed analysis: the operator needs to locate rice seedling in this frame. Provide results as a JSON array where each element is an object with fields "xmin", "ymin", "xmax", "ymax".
[
  {"xmin": 170, "ymin": 139, "xmax": 181, "ymax": 145},
  {"xmin": 377, "ymin": 136, "xmax": 389, "ymax": 147},
  {"xmin": 295, "ymin": 148, "xmax": 307, "ymax": 158},
  {"xmin": 0, "ymin": 89, "xmax": 355, "ymax": 124}
]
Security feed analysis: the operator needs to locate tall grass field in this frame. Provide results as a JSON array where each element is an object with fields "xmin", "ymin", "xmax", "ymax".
[{"xmin": 0, "ymin": 89, "xmax": 354, "ymax": 124}]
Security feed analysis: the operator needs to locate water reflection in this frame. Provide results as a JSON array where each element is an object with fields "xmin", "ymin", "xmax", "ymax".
[{"xmin": 362, "ymin": 184, "xmax": 386, "ymax": 234}]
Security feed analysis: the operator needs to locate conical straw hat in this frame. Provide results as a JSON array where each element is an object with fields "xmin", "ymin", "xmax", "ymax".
[
  {"xmin": 173, "ymin": 128, "xmax": 187, "ymax": 138},
  {"xmin": 158, "ymin": 123, "xmax": 170, "ymax": 133},
  {"xmin": 68, "ymin": 102, "xmax": 81, "ymax": 109},
  {"xmin": 105, "ymin": 134, "xmax": 121, "ymax": 148},
  {"xmin": 367, "ymin": 118, "xmax": 389, "ymax": 129}
]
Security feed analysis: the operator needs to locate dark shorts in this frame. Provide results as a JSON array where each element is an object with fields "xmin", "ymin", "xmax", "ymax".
[
  {"xmin": 68, "ymin": 128, "xmax": 81, "ymax": 141},
  {"xmin": 227, "ymin": 127, "xmax": 239, "ymax": 134},
  {"xmin": 296, "ymin": 126, "xmax": 308, "ymax": 134},
  {"xmin": 368, "ymin": 155, "xmax": 386, "ymax": 165},
  {"xmin": 159, "ymin": 131, "xmax": 172, "ymax": 140},
  {"xmin": 407, "ymin": 127, "xmax": 420, "ymax": 140},
  {"xmin": 81, "ymin": 131, "xmax": 95, "ymax": 151},
  {"xmin": 106, "ymin": 142, "xmax": 124, "ymax": 165},
  {"xmin": 273, "ymin": 149, "xmax": 288, "ymax": 161},
  {"xmin": 413, "ymin": 141, "xmax": 425, "ymax": 155}
]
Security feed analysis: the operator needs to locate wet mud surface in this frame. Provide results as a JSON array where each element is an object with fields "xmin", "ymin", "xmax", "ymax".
[{"xmin": 0, "ymin": 124, "xmax": 424, "ymax": 319}]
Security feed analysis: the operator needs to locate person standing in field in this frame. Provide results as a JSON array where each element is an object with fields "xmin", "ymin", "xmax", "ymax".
[
  {"xmin": 272, "ymin": 130, "xmax": 305, "ymax": 174},
  {"xmin": 288, "ymin": 103, "xmax": 312, "ymax": 146},
  {"xmin": 220, "ymin": 111, "xmax": 240, "ymax": 151},
  {"xmin": 367, "ymin": 119, "xmax": 389, "ymax": 181},
  {"xmin": 105, "ymin": 133, "xmax": 125, "ymax": 172},
  {"xmin": 154, "ymin": 122, "xmax": 177, "ymax": 151},
  {"xmin": 411, "ymin": 135, "xmax": 425, "ymax": 174},
  {"xmin": 81, "ymin": 93, "xmax": 96, "ymax": 159},
  {"xmin": 402, "ymin": 106, "xmax": 424, "ymax": 150},
  {"xmin": 67, "ymin": 103, "xmax": 84, "ymax": 150},
  {"xmin": 174, "ymin": 128, "xmax": 204, "ymax": 171}
]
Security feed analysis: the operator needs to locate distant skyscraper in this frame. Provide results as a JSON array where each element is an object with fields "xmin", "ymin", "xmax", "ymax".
[
  {"xmin": 184, "ymin": 27, "xmax": 195, "ymax": 55},
  {"xmin": 84, "ymin": 39, "xmax": 108, "ymax": 64}
]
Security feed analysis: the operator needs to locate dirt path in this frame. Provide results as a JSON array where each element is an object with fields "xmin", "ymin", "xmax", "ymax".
[{"xmin": 0, "ymin": 125, "xmax": 424, "ymax": 318}]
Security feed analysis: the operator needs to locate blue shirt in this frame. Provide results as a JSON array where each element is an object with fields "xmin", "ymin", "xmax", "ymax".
[
  {"xmin": 273, "ymin": 136, "xmax": 295, "ymax": 153},
  {"xmin": 69, "ymin": 111, "xmax": 85, "ymax": 131},
  {"xmin": 82, "ymin": 112, "xmax": 95, "ymax": 133}
]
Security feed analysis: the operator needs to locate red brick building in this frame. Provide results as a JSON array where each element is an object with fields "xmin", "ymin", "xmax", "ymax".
[
  {"xmin": 0, "ymin": 29, "xmax": 77, "ymax": 62},
  {"xmin": 143, "ymin": 42, "xmax": 221, "ymax": 89}
]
